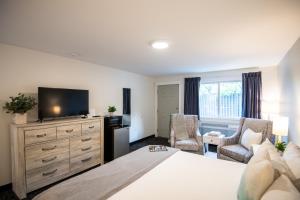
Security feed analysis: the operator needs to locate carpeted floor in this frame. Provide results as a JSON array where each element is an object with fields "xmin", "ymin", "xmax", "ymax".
[{"xmin": 130, "ymin": 136, "xmax": 170, "ymax": 152}]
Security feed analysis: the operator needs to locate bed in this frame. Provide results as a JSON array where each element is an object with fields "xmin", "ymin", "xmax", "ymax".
[{"xmin": 34, "ymin": 146, "xmax": 245, "ymax": 200}]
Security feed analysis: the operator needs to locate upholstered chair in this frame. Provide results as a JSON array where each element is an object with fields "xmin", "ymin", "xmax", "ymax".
[
  {"xmin": 170, "ymin": 114, "xmax": 204, "ymax": 155},
  {"xmin": 217, "ymin": 117, "xmax": 273, "ymax": 163}
]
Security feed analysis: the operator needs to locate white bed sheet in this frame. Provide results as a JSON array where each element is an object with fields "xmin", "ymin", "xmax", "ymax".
[{"xmin": 108, "ymin": 151, "xmax": 246, "ymax": 200}]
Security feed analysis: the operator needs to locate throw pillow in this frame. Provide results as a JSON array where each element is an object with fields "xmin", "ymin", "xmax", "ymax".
[
  {"xmin": 261, "ymin": 175, "xmax": 300, "ymax": 200},
  {"xmin": 259, "ymin": 139, "xmax": 279, "ymax": 159},
  {"xmin": 259, "ymin": 139, "xmax": 296, "ymax": 182},
  {"xmin": 241, "ymin": 128, "xmax": 263, "ymax": 150},
  {"xmin": 238, "ymin": 149, "xmax": 275, "ymax": 200},
  {"xmin": 283, "ymin": 142, "xmax": 300, "ymax": 178},
  {"xmin": 283, "ymin": 142, "xmax": 300, "ymax": 191}
]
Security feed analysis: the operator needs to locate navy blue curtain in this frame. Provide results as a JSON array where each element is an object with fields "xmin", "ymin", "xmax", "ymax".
[
  {"xmin": 184, "ymin": 77, "xmax": 200, "ymax": 118},
  {"xmin": 242, "ymin": 72, "xmax": 262, "ymax": 119}
]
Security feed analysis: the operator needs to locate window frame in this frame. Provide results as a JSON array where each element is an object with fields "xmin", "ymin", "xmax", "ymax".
[{"xmin": 199, "ymin": 80, "xmax": 242, "ymax": 121}]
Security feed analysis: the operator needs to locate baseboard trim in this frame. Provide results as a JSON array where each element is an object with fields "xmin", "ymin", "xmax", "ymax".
[
  {"xmin": 0, "ymin": 183, "xmax": 12, "ymax": 192},
  {"xmin": 130, "ymin": 134, "xmax": 155, "ymax": 145}
]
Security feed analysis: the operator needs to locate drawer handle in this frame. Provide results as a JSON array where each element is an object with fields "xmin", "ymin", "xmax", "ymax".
[
  {"xmin": 42, "ymin": 169, "xmax": 58, "ymax": 176},
  {"xmin": 66, "ymin": 129, "xmax": 74, "ymax": 133},
  {"xmin": 42, "ymin": 156, "xmax": 57, "ymax": 163},
  {"xmin": 42, "ymin": 145, "xmax": 57, "ymax": 151},
  {"xmin": 81, "ymin": 146, "xmax": 92, "ymax": 151},
  {"xmin": 88, "ymin": 126, "xmax": 95, "ymax": 129},
  {"xmin": 81, "ymin": 157, "xmax": 92, "ymax": 163},
  {"xmin": 81, "ymin": 137, "xmax": 92, "ymax": 142},
  {"xmin": 36, "ymin": 133, "xmax": 47, "ymax": 138}
]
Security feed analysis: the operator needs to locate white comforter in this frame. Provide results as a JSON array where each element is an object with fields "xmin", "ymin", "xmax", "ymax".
[{"xmin": 109, "ymin": 151, "xmax": 246, "ymax": 200}]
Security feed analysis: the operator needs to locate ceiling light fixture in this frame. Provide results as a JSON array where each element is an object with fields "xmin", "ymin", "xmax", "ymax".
[{"xmin": 151, "ymin": 40, "xmax": 169, "ymax": 49}]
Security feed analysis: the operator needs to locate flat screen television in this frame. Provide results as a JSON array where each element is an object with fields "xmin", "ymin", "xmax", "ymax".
[{"xmin": 38, "ymin": 87, "xmax": 89, "ymax": 120}]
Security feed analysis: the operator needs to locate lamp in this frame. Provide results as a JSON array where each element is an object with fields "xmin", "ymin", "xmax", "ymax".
[{"xmin": 272, "ymin": 115, "xmax": 289, "ymax": 142}]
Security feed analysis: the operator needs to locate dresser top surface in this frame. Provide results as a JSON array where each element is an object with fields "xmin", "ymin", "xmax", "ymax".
[{"xmin": 11, "ymin": 116, "xmax": 104, "ymax": 128}]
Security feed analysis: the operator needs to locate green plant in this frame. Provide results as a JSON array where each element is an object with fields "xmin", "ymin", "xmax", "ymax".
[
  {"xmin": 275, "ymin": 141, "xmax": 286, "ymax": 152},
  {"xmin": 3, "ymin": 93, "xmax": 37, "ymax": 114},
  {"xmin": 108, "ymin": 106, "xmax": 117, "ymax": 113}
]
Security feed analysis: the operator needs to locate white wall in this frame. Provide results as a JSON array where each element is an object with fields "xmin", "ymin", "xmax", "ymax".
[
  {"xmin": 154, "ymin": 66, "xmax": 280, "ymax": 118},
  {"xmin": 278, "ymin": 38, "xmax": 300, "ymax": 145},
  {"xmin": 0, "ymin": 44, "xmax": 155, "ymax": 186}
]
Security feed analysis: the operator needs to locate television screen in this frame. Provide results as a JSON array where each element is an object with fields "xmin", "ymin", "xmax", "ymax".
[{"xmin": 38, "ymin": 87, "xmax": 89, "ymax": 120}]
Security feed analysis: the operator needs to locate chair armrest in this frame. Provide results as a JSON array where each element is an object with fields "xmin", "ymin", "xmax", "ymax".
[
  {"xmin": 219, "ymin": 132, "xmax": 240, "ymax": 147},
  {"xmin": 170, "ymin": 128, "xmax": 175, "ymax": 147},
  {"xmin": 195, "ymin": 129, "xmax": 203, "ymax": 145}
]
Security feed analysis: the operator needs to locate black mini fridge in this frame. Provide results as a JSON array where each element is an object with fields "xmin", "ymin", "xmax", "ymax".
[{"xmin": 104, "ymin": 116, "xmax": 129, "ymax": 162}]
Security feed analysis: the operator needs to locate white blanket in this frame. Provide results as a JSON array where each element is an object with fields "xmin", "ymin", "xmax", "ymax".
[{"xmin": 109, "ymin": 151, "xmax": 246, "ymax": 200}]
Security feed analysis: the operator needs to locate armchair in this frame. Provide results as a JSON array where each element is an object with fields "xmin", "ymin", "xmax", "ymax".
[
  {"xmin": 170, "ymin": 114, "xmax": 204, "ymax": 155},
  {"xmin": 217, "ymin": 117, "xmax": 273, "ymax": 163}
]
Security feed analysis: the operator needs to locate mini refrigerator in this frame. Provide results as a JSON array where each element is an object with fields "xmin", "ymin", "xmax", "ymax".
[{"xmin": 104, "ymin": 116, "xmax": 129, "ymax": 162}]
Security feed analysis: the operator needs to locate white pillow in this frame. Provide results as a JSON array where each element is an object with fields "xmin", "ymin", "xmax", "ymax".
[
  {"xmin": 241, "ymin": 128, "xmax": 263, "ymax": 150},
  {"xmin": 261, "ymin": 175, "xmax": 300, "ymax": 200},
  {"xmin": 259, "ymin": 139, "xmax": 279, "ymax": 159},
  {"xmin": 258, "ymin": 139, "xmax": 300, "ymax": 192},
  {"xmin": 238, "ymin": 148, "xmax": 275, "ymax": 200},
  {"xmin": 283, "ymin": 142, "xmax": 300, "ymax": 178},
  {"xmin": 283, "ymin": 142, "xmax": 300, "ymax": 191}
]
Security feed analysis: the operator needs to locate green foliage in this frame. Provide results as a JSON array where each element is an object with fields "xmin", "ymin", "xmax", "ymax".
[
  {"xmin": 275, "ymin": 141, "xmax": 286, "ymax": 152},
  {"xmin": 3, "ymin": 93, "xmax": 37, "ymax": 114},
  {"xmin": 220, "ymin": 82, "xmax": 242, "ymax": 95},
  {"xmin": 108, "ymin": 106, "xmax": 117, "ymax": 113},
  {"xmin": 200, "ymin": 82, "xmax": 242, "ymax": 96}
]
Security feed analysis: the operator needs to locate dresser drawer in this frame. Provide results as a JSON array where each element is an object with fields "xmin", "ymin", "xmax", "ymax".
[
  {"xmin": 26, "ymin": 160, "xmax": 69, "ymax": 192},
  {"xmin": 25, "ymin": 139, "xmax": 69, "ymax": 160},
  {"xmin": 70, "ymin": 142, "xmax": 100, "ymax": 158},
  {"xmin": 26, "ymin": 152, "xmax": 69, "ymax": 171},
  {"xmin": 70, "ymin": 150, "xmax": 100, "ymax": 172},
  {"xmin": 57, "ymin": 124, "xmax": 81, "ymax": 139},
  {"xmin": 70, "ymin": 134, "xmax": 100, "ymax": 157},
  {"xmin": 25, "ymin": 127, "xmax": 57, "ymax": 146},
  {"xmin": 82, "ymin": 121, "xmax": 100, "ymax": 135}
]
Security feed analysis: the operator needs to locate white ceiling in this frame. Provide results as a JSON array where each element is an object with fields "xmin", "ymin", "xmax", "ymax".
[{"xmin": 0, "ymin": 0, "xmax": 300, "ymax": 76}]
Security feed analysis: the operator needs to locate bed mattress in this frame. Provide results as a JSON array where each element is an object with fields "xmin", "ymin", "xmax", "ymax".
[
  {"xmin": 34, "ymin": 146, "xmax": 179, "ymax": 200},
  {"xmin": 109, "ymin": 151, "xmax": 246, "ymax": 200}
]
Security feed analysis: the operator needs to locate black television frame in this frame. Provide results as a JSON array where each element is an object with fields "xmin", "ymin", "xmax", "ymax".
[{"xmin": 38, "ymin": 87, "xmax": 89, "ymax": 121}]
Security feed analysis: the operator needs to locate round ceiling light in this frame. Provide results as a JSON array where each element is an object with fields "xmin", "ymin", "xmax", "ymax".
[{"xmin": 151, "ymin": 41, "xmax": 169, "ymax": 49}]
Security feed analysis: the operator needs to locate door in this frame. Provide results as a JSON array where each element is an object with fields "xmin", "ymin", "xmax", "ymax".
[{"xmin": 157, "ymin": 84, "xmax": 179, "ymax": 138}]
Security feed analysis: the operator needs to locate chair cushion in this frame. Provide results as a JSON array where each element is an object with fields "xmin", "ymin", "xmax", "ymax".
[
  {"xmin": 219, "ymin": 144, "xmax": 248, "ymax": 162},
  {"xmin": 241, "ymin": 128, "xmax": 262, "ymax": 150},
  {"xmin": 175, "ymin": 138, "xmax": 200, "ymax": 151}
]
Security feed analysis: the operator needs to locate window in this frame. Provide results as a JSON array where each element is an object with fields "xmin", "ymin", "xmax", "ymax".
[{"xmin": 199, "ymin": 81, "xmax": 242, "ymax": 119}]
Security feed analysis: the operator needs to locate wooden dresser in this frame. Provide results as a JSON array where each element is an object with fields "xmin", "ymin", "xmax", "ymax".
[{"xmin": 10, "ymin": 117, "xmax": 104, "ymax": 199}]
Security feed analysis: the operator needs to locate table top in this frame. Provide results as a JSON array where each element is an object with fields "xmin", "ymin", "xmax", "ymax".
[{"xmin": 203, "ymin": 131, "xmax": 225, "ymax": 138}]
